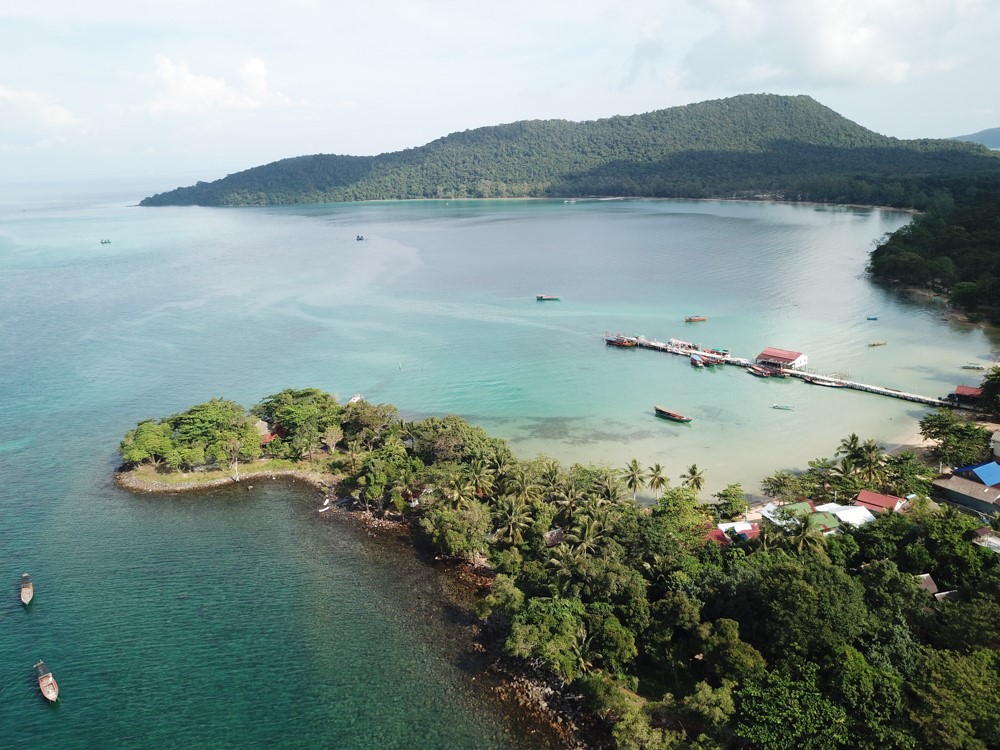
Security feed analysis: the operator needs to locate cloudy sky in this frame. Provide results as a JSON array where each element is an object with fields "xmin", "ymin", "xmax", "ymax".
[{"xmin": 2, "ymin": 0, "xmax": 997, "ymax": 184}]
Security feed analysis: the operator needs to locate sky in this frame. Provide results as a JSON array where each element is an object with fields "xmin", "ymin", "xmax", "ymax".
[{"xmin": 2, "ymin": 0, "xmax": 998, "ymax": 186}]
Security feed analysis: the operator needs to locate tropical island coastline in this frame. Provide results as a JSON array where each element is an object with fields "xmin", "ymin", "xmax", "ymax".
[{"xmin": 115, "ymin": 380, "xmax": 1000, "ymax": 749}]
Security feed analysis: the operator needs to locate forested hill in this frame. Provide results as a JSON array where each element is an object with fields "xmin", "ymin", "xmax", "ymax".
[
  {"xmin": 951, "ymin": 126, "xmax": 1000, "ymax": 149},
  {"xmin": 140, "ymin": 94, "xmax": 1000, "ymax": 208}
]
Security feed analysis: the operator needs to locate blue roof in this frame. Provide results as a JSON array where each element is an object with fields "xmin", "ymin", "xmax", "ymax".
[{"xmin": 956, "ymin": 461, "xmax": 1000, "ymax": 487}]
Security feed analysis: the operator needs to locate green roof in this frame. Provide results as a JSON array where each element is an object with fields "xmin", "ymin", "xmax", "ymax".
[{"xmin": 807, "ymin": 511, "xmax": 841, "ymax": 533}]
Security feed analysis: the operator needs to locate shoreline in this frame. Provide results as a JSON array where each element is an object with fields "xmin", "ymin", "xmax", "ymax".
[{"xmin": 116, "ymin": 465, "xmax": 593, "ymax": 748}]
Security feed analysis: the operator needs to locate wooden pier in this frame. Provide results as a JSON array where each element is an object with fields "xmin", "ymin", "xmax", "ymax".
[{"xmin": 607, "ymin": 334, "xmax": 961, "ymax": 409}]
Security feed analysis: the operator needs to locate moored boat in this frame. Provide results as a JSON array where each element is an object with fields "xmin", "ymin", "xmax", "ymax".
[
  {"xmin": 34, "ymin": 661, "xmax": 58, "ymax": 702},
  {"xmin": 654, "ymin": 405, "xmax": 692, "ymax": 423},
  {"xmin": 961, "ymin": 362, "xmax": 986, "ymax": 370},
  {"xmin": 746, "ymin": 364, "xmax": 772, "ymax": 378},
  {"xmin": 605, "ymin": 334, "xmax": 638, "ymax": 348},
  {"xmin": 771, "ymin": 404, "xmax": 794, "ymax": 410},
  {"xmin": 684, "ymin": 315, "xmax": 707, "ymax": 322},
  {"xmin": 868, "ymin": 341, "xmax": 887, "ymax": 347},
  {"xmin": 690, "ymin": 354, "xmax": 704, "ymax": 367},
  {"xmin": 535, "ymin": 294, "xmax": 560, "ymax": 301},
  {"xmin": 20, "ymin": 573, "xmax": 33, "ymax": 605},
  {"xmin": 867, "ymin": 315, "xmax": 878, "ymax": 320},
  {"xmin": 803, "ymin": 375, "xmax": 848, "ymax": 387}
]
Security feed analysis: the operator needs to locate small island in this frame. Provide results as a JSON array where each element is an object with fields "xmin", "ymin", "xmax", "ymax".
[{"xmin": 118, "ymin": 384, "xmax": 1000, "ymax": 750}]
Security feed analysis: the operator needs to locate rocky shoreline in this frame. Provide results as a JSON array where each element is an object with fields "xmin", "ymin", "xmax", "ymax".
[{"xmin": 117, "ymin": 467, "xmax": 597, "ymax": 748}]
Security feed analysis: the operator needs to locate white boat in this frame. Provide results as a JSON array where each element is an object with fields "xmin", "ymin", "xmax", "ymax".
[
  {"xmin": 20, "ymin": 573, "xmax": 33, "ymax": 605},
  {"xmin": 34, "ymin": 661, "xmax": 59, "ymax": 702}
]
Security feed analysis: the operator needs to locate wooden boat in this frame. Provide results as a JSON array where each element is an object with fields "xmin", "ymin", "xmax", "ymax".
[
  {"xmin": 868, "ymin": 341, "xmax": 887, "ymax": 347},
  {"xmin": 605, "ymin": 334, "xmax": 638, "ymax": 348},
  {"xmin": 34, "ymin": 661, "xmax": 58, "ymax": 702},
  {"xmin": 654, "ymin": 405, "xmax": 692, "ymax": 423},
  {"xmin": 690, "ymin": 354, "xmax": 704, "ymax": 367},
  {"xmin": 684, "ymin": 315, "xmax": 707, "ymax": 322},
  {"xmin": 20, "ymin": 573, "xmax": 33, "ymax": 605},
  {"xmin": 771, "ymin": 404, "xmax": 794, "ymax": 410},
  {"xmin": 961, "ymin": 362, "xmax": 986, "ymax": 370},
  {"xmin": 803, "ymin": 375, "xmax": 847, "ymax": 388},
  {"xmin": 535, "ymin": 295, "xmax": 560, "ymax": 301},
  {"xmin": 746, "ymin": 364, "xmax": 772, "ymax": 378}
]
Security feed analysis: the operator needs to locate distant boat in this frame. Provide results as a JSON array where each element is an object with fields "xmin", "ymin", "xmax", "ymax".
[
  {"xmin": 605, "ymin": 334, "xmax": 638, "ymax": 348},
  {"xmin": 868, "ymin": 341, "xmax": 888, "ymax": 347},
  {"xmin": 654, "ymin": 405, "xmax": 692, "ymax": 423},
  {"xmin": 771, "ymin": 404, "xmax": 794, "ymax": 410},
  {"xmin": 684, "ymin": 315, "xmax": 707, "ymax": 322},
  {"xmin": 866, "ymin": 316, "xmax": 878, "ymax": 321},
  {"xmin": 356, "ymin": 235, "xmax": 365, "ymax": 241},
  {"xmin": 99, "ymin": 239, "xmax": 111, "ymax": 244},
  {"xmin": 34, "ymin": 661, "xmax": 58, "ymax": 702},
  {"xmin": 535, "ymin": 295, "xmax": 560, "ymax": 301},
  {"xmin": 962, "ymin": 362, "xmax": 986, "ymax": 370},
  {"xmin": 20, "ymin": 573, "xmax": 33, "ymax": 605}
]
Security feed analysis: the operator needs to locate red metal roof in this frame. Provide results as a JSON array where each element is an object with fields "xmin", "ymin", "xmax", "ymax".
[
  {"xmin": 756, "ymin": 347, "xmax": 803, "ymax": 363},
  {"xmin": 854, "ymin": 489, "xmax": 904, "ymax": 513},
  {"xmin": 955, "ymin": 385, "xmax": 983, "ymax": 397}
]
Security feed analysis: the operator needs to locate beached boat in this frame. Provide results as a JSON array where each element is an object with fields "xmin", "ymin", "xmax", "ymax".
[
  {"xmin": 961, "ymin": 362, "xmax": 986, "ymax": 370},
  {"xmin": 684, "ymin": 315, "xmax": 707, "ymax": 322},
  {"xmin": 868, "ymin": 341, "xmax": 887, "ymax": 347},
  {"xmin": 605, "ymin": 334, "xmax": 638, "ymax": 348},
  {"xmin": 654, "ymin": 405, "xmax": 692, "ymax": 423},
  {"xmin": 535, "ymin": 295, "xmax": 560, "ymax": 301},
  {"xmin": 34, "ymin": 661, "xmax": 58, "ymax": 702},
  {"xmin": 20, "ymin": 573, "xmax": 33, "ymax": 605},
  {"xmin": 771, "ymin": 404, "xmax": 794, "ymax": 410}
]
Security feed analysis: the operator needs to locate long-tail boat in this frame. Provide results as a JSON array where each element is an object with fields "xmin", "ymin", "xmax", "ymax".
[{"xmin": 654, "ymin": 405, "xmax": 692, "ymax": 423}]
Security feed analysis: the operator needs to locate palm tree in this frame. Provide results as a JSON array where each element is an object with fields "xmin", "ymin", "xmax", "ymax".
[
  {"xmin": 554, "ymin": 481, "xmax": 585, "ymax": 525},
  {"xmin": 443, "ymin": 472, "xmax": 476, "ymax": 508},
  {"xmin": 836, "ymin": 433, "xmax": 862, "ymax": 462},
  {"xmin": 594, "ymin": 467, "xmax": 623, "ymax": 504},
  {"xmin": 857, "ymin": 439, "xmax": 888, "ymax": 487},
  {"xmin": 345, "ymin": 438, "xmax": 365, "ymax": 474},
  {"xmin": 505, "ymin": 465, "xmax": 541, "ymax": 505},
  {"xmin": 467, "ymin": 458, "xmax": 495, "ymax": 499},
  {"xmin": 538, "ymin": 458, "xmax": 563, "ymax": 500},
  {"xmin": 623, "ymin": 458, "xmax": 645, "ymax": 501},
  {"xmin": 546, "ymin": 545, "xmax": 584, "ymax": 598},
  {"xmin": 494, "ymin": 495, "xmax": 532, "ymax": 546},
  {"xmin": 566, "ymin": 514, "xmax": 606, "ymax": 557},
  {"xmin": 790, "ymin": 519, "xmax": 827, "ymax": 557},
  {"xmin": 646, "ymin": 463, "xmax": 669, "ymax": 498},
  {"xmin": 680, "ymin": 463, "xmax": 706, "ymax": 493}
]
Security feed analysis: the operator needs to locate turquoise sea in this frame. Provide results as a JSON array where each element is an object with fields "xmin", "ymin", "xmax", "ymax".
[{"xmin": 1, "ymin": 177, "xmax": 996, "ymax": 748}]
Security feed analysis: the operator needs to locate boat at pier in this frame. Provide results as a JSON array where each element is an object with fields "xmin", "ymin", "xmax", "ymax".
[
  {"xmin": 605, "ymin": 334, "xmax": 638, "ymax": 348},
  {"xmin": 690, "ymin": 354, "xmax": 704, "ymax": 367},
  {"xmin": 684, "ymin": 315, "xmax": 707, "ymax": 322},
  {"xmin": 654, "ymin": 405, "xmax": 692, "ymax": 423},
  {"xmin": 34, "ymin": 661, "xmax": 58, "ymax": 702},
  {"xmin": 803, "ymin": 375, "xmax": 848, "ymax": 388},
  {"xmin": 535, "ymin": 295, "xmax": 560, "ymax": 301},
  {"xmin": 746, "ymin": 365, "xmax": 773, "ymax": 378},
  {"xmin": 20, "ymin": 573, "xmax": 33, "ymax": 605}
]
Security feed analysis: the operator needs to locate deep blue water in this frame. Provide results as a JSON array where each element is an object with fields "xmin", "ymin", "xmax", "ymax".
[{"xmin": 0, "ymin": 179, "xmax": 996, "ymax": 748}]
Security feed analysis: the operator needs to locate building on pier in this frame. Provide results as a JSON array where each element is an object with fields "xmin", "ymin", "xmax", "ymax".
[{"xmin": 755, "ymin": 347, "xmax": 808, "ymax": 370}]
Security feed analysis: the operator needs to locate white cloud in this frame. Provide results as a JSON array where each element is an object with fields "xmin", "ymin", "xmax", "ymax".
[
  {"xmin": 0, "ymin": 84, "xmax": 77, "ymax": 125},
  {"xmin": 146, "ymin": 56, "xmax": 287, "ymax": 114}
]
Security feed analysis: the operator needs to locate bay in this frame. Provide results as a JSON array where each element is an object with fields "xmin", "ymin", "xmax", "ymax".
[{"xmin": 0, "ymin": 177, "xmax": 996, "ymax": 748}]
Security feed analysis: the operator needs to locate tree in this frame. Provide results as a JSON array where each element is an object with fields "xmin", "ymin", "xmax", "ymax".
[
  {"xmin": 760, "ymin": 470, "xmax": 802, "ymax": 504},
  {"xmin": 646, "ymin": 463, "xmax": 669, "ymax": 497},
  {"xmin": 680, "ymin": 464, "xmax": 706, "ymax": 493},
  {"xmin": 623, "ymin": 458, "xmax": 645, "ymax": 501},
  {"xmin": 713, "ymin": 484, "xmax": 747, "ymax": 520},
  {"xmin": 979, "ymin": 365, "xmax": 1000, "ymax": 415}
]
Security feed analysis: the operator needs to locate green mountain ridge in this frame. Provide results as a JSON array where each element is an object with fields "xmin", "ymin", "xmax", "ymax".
[
  {"xmin": 951, "ymin": 126, "xmax": 1000, "ymax": 149},
  {"xmin": 140, "ymin": 94, "xmax": 1000, "ymax": 208}
]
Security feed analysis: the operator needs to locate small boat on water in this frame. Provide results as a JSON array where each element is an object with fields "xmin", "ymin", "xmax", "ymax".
[
  {"xmin": 866, "ymin": 315, "xmax": 878, "ymax": 321},
  {"xmin": 605, "ymin": 334, "xmax": 638, "ymax": 348},
  {"xmin": 356, "ymin": 235, "xmax": 365, "ymax": 241},
  {"xmin": 535, "ymin": 295, "xmax": 560, "ymax": 301},
  {"xmin": 20, "ymin": 573, "xmax": 33, "ymax": 605},
  {"xmin": 684, "ymin": 315, "xmax": 707, "ymax": 322},
  {"xmin": 690, "ymin": 354, "xmax": 704, "ymax": 367},
  {"xmin": 771, "ymin": 404, "xmax": 794, "ymax": 410},
  {"xmin": 654, "ymin": 405, "xmax": 692, "ymax": 423},
  {"xmin": 34, "ymin": 661, "xmax": 58, "ymax": 702},
  {"xmin": 868, "ymin": 341, "xmax": 887, "ymax": 347},
  {"xmin": 962, "ymin": 362, "xmax": 986, "ymax": 370},
  {"xmin": 746, "ymin": 364, "xmax": 773, "ymax": 378}
]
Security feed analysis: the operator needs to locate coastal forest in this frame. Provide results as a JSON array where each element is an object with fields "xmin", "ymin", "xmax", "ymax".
[
  {"xmin": 139, "ymin": 94, "xmax": 1000, "ymax": 209},
  {"xmin": 119, "ymin": 387, "xmax": 1000, "ymax": 750}
]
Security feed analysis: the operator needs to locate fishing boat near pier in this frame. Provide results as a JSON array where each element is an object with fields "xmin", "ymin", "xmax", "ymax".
[{"xmin": 605, "ymin": 334, "xmax": 638, "ymax": 348}]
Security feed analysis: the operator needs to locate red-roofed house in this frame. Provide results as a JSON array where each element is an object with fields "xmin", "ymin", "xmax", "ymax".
[
  {"xmin": 854, "ymin": 489, "xmax": 907, "ymax": 514},
  {"xmin": 949, "ymin": 384, "xmax": 983, "ymax": 407},
  {"xmin": 755, "ymin": 347, "xmax": 808, "ymax": 369}
]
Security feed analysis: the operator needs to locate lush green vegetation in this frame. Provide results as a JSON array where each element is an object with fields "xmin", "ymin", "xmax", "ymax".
[
  {"xmin": 140, "ymin": 94, "xmax": 1000, "ymax": 209},
  {"xmin": 120, "ymin": 389, "xmax": 1000, "ymax": 749},
  {"xmin": 868, "ymin": 176, "xmax": 1000, "ymax": 320}
]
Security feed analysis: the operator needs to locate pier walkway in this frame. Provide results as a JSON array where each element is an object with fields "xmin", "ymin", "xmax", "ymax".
[{"xmin": 609, "ymin": 334, "xmax": 960, "ymax": 409}]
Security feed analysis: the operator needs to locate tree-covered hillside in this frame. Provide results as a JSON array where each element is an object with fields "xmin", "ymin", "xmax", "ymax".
[
  {"xmin": 951, "ymin": 126, "xmax": 1000, "ymax": 149},
  {"xmin": 140, "ymin": 94, "xmax": 1000, "ymax": 208}
]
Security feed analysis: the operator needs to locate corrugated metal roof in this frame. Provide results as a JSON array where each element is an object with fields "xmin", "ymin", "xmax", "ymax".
[
  {"xmin": 955, "ymin": 385, "xmax": 983, "ymax": 397},
  {"xmin": 757, "ymin": 347, "xmax": 803, "ymax": 362}
]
